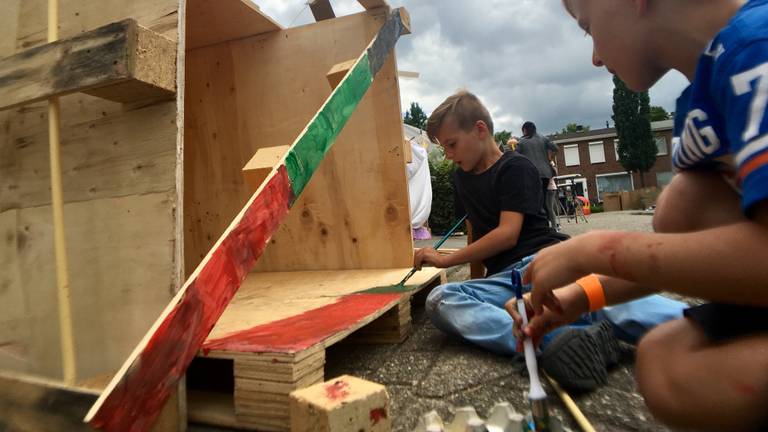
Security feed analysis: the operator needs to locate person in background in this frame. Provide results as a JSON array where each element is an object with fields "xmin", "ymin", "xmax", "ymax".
[{"xmin": 516, "ymin": 121, "xmax": 559, "ymax": 225}]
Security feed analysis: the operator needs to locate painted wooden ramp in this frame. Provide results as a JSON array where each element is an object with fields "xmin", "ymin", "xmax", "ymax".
[{"xmin": 84, "ymin": 8, "xmax": 411, "ymax": 431}]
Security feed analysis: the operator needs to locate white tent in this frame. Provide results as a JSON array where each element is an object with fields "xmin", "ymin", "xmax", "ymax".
[{"xmin": 402, "ymin": 124, "xmax": 432, "ymax": 237}]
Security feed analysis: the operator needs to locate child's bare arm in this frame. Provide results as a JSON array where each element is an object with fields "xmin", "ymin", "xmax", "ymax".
[
  {"xmin": 414, "ymin": 211, "xmax": 523, "ymax": 269},
  {"xmin": 526, "ymin": 202, "xmax": 768, "ymax": 312}
]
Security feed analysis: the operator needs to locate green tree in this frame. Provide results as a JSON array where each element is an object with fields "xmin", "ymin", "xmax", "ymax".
[
  {"xmin": 494, "ymin": 130, "xmax": 512, "ymax": 148},
  {"xmin": 559, "ymin": 123, "xmax": 591, "ymax": 134},
  {"xmin": 428, "ymin": 159, "xmax": 456, "ymax": 235},
  {"xmin": 649, "ymin": 105, "xmax": 670, "ymax": 122},
  {"xmin": 612, "ymin": 75, "xmax": 658, "ymax": 187},
  {"xmin": 404, "ymin": 102, "xmax": 427, "ymax": 130}
]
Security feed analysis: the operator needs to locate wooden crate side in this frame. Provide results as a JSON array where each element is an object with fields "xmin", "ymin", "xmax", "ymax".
[{"xmin": 184, "ymin": 10, "xmax": 413, "ymax": 275}]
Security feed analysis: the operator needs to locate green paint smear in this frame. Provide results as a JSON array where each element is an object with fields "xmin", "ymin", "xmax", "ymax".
[
  {"xmin": 285, "ymin": 52, "xmax": 373, "ymax": 201},
  {"xmin": 355, "ymin": 283, "xmax": 420, "ymax": 295}
]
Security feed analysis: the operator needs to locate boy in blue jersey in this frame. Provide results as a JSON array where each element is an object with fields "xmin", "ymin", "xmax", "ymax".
[{"xmin": 510, "ymin": 1, "xmax": 768, "ymax": 430}]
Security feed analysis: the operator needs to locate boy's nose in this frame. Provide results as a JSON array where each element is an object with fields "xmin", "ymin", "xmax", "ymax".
[{"xmin": 592, "ymin": 48, "xmax": 604, "ymax": 67}]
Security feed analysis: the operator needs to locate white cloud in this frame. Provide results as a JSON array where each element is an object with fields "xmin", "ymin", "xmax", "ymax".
[{"xmin": 252, "ymin": 0, "xmax": 688, "ymax": 135}]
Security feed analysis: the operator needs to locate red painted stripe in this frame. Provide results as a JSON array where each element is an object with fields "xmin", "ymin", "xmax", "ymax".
[
  {"xmin": 739, "ymin": 150, "xmax": 768, "ymax": 181},
  {"xmin": 202, "ymin": 293, "xmax": 401, "ymax": 353},
  {"xmin": 89, "ymin": 166, "xmax": 293, "ymax": 432}
]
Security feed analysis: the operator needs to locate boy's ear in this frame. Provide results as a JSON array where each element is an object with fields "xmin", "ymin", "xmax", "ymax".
[{"xmin": 475, "ymin": 120, "xmax": 489, "ymax": 137}]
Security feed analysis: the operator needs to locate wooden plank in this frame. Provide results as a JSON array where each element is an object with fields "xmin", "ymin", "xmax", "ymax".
[
  {"xmin": 0, "ymin": 19, "xmax": 176, "ymax": 112},
  {"xmin": 184, "ymin": 9, "xmax": 413, "ymax": 274},
  {"xmin": 0, "ymin": 371, "xmax": 183, "ymax": 432},
  {"xmin": 358, "ymin": 0, "xmax": 389, "ymax": 10},
  {"xmin": 309, "ymin": 0, "xmax": 336, "ymax": 22},
  {"xmin": 3, "ymin": 0, "xmax": 179, "ymax": 57},
  {"xmin": 242, "ymin": 145, "xmax": 291, "ymax": 193},
  {"xmin": 0, "ymin": 192, "xmax": 177, "ymax": 380},
  {"xmin": 186, "ymin": 0, "xmax": 282, "ymax": 50},
  {"xmin": 0, "ymin": 371, "xmax": 99, "ymax": 432},
  {"xmin": 86, "ymin": 9, "xmax": 410, "ymax": 430}
]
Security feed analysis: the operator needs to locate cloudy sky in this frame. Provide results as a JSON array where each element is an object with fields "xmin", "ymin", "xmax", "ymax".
[{"xmin": 256, "ymin": 0, "xmax": 689, "ymax": 136}]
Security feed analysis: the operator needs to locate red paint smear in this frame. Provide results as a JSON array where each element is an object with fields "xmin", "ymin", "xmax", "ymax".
[
  {"xmin": 370, "ymin": 407, "xmax": 387, "ymax": 425},
  {"xmin": 325, "ymin": 380, "xmax": 350, "ymax": 401},
  {"xmin": 89, "ymin": 166, "xmax": 293, "ymax": 432},
  {"xmin": 202, "ymin": 293, "xmax": 401, "ymax": 353}
]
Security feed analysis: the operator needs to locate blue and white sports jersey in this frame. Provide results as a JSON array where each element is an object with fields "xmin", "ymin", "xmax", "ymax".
[{"xmin": 672, "ymin": 0, "xmax": 768, "ymax": 213}]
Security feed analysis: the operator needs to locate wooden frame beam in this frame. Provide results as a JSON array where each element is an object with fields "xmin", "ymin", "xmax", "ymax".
[
  {"xmin": 84, "ymin": 8, "xmax": 411, "ymax": 430},
  {"xmin": 0, "ymin": 19, "xmax": 176, "ymax": 112},
  {"xmin": 309, "ymin": 0, "xmax": 336, "ymax": 21},
  {"xmin": 358, "ymin": 0, "xmax": 389, "ymax": 10}
]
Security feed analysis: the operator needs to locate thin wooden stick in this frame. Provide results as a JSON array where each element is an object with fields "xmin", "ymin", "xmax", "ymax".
[
  {"xmin": 48, "ymin": 0, "xmax": 76, "ymax": 386},
  {"xmin": 544, "ymin": 373, "xmax": 596, "ymax": 432}
]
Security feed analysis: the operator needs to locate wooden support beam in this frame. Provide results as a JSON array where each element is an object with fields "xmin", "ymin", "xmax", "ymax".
[
  {"xmin": 85, "ymin": 8, "xmax": 411, "ymax": 430},
  {"xmin": 309, "ymin": 0, "xmax": 336, "ymax": 21},
  {"xmin": 358, "ymin": 0, "xmax": 389, "ymax": 11},
  {"xmin": 398, "ymin": 70, "xmax": 419, "ymax": 78},
  {"xmin": 242, "ymin": 145, "xmax": 291, "ymax": 193},
  {"xmin": 326, "ymin": 59, "xmax": 357, "ymax": 90},
  {"xmin": 0, "ymin": 19, "xmax": 175, "ymax": 112}
]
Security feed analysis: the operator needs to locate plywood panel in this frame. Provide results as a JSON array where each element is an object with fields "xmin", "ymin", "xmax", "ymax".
[
  {"xmin": 184, "ymin": 10, "xmax": 412, "ymax": 274},
  {"xmin": 205, "ymin": 268, "xmax": 443, "ymax": 342}
]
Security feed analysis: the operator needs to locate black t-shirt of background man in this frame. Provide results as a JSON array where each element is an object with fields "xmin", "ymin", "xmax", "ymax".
[{"xmin": 453, "ymin": 152, "xmax": 569, "ymax": 276}]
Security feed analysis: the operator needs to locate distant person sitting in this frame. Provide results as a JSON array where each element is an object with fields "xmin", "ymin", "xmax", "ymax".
[{"xmin": 516, "ymin": 121, "xmax": 558, "ymax": 226}]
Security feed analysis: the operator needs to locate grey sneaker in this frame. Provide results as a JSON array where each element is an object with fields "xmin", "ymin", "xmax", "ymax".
[{"xmin": 539, "ymin": 321, "xmax": 621, "ymax": 392}]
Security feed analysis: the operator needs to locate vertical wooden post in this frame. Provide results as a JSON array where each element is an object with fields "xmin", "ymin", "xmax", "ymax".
[{"xmin": 48, "ymin": 0, "xmax": 76, "ymax": 385}]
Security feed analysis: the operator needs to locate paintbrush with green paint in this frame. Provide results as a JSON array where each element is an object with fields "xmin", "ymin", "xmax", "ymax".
[{"xmin": 396, "ymin": 214, "xmax": 468, "ymax": 287}]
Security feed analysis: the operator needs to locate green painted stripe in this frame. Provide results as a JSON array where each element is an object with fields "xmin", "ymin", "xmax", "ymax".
[
  {"xmin": 284, "ymin": 52, "xmax": 373, "ymax": 200},
  {"xmin": 355, "ymin": 283, "xmax": 419, "ymax": 295}
]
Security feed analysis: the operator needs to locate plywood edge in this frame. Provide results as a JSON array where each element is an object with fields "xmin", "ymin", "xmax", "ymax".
[
  {"xmin": 186, "ymin": 0, "xmax": 283, "ymax": 51},
  {"xmin": 0, "ymin": 19, "xmax": 176, "ymax": 111}
]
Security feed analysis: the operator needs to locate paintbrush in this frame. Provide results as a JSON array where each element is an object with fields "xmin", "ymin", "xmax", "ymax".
[
  {"xmin": 512, "ymin": 269, "xmax": 550, "ymax": 431},
  {"xmin": 396, "ymin": 214, "xmax": 468, "ymax": 287}
]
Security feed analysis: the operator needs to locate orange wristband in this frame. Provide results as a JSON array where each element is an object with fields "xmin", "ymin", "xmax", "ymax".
[{"xmin": 576, "ymin": 274, "xmax": 605, "ymax": 311}]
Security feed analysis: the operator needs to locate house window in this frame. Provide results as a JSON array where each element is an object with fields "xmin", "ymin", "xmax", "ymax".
[
  {"xmin": 564, "ymin": 144, "xmax": 580, "ymax": 166},
  {"xmin": 655, "ymin": 136, "xmax": 668, "ymax": 155},
  {"xmin": 656, "ymin": 171, "xmax": 674, "ymax": 187},
  {"xmin": 613, "ymin": 139, "xmax": 620, "ymax": 161},
  {"xmin": 589, "ymin": 141, "xmax": 606, "ymax": 164},
  {"xmin": 596, "ymin": 172, "xmax": 634, "ymax": 201}
]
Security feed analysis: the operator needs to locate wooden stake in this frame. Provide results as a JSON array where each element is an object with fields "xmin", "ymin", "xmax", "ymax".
[
  {"xmin": 48, "ymin": 0, "xmax": 76, "ymax": 386},
  {"xmin": 544, "ymin": 373, "xmax": 596, "ymax": 432}
]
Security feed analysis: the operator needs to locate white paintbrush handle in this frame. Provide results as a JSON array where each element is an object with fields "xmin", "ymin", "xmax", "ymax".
[{"xmin": 517, "ymin": 298, "xmax": 547, "ymax": 400}]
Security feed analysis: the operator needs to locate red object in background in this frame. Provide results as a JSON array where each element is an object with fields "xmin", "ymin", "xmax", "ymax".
[{"xmin": 576, "ymin": 196, "xmax": 591, "ymax": 215}]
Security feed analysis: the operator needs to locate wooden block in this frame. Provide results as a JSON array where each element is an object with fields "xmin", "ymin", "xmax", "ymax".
[
  {"xmin": 326, "ymin": 59, "xmax": 357, "ymax": 90},
  {"xmin": 0, "ymin": 19, "xmax": 175, "ymax": 111},
  {"xmin": 290, "ymin": 375, "xmax": 390, "ymax": 432},
  {"xmin": 309, "ymin": 0, "xmax": 336, "ymax": 22},
  {"xmin": 242, "ymin": 145, "xmax": 291, "ymax": 193}
]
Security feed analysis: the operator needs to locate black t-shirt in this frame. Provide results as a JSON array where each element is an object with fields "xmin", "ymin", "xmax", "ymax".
[{"xmin": 453, "ymin": 152, "xmax": 569, "ymax": 276}]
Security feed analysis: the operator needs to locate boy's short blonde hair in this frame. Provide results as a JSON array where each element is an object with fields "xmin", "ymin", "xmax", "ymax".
[{"xmin": 426, "ymin": 90, "xmax": 494, "ymax": 144}]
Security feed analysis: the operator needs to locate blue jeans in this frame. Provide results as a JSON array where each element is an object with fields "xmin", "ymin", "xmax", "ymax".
[{"xmin": 426, "ymin": 257, "xmax": 686, "ymax": 356}]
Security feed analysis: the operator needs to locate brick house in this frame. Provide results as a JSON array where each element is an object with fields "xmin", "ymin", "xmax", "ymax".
[{"xmin": 550, "ymin": 119, "xmax": 675, "ymax": 202}]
